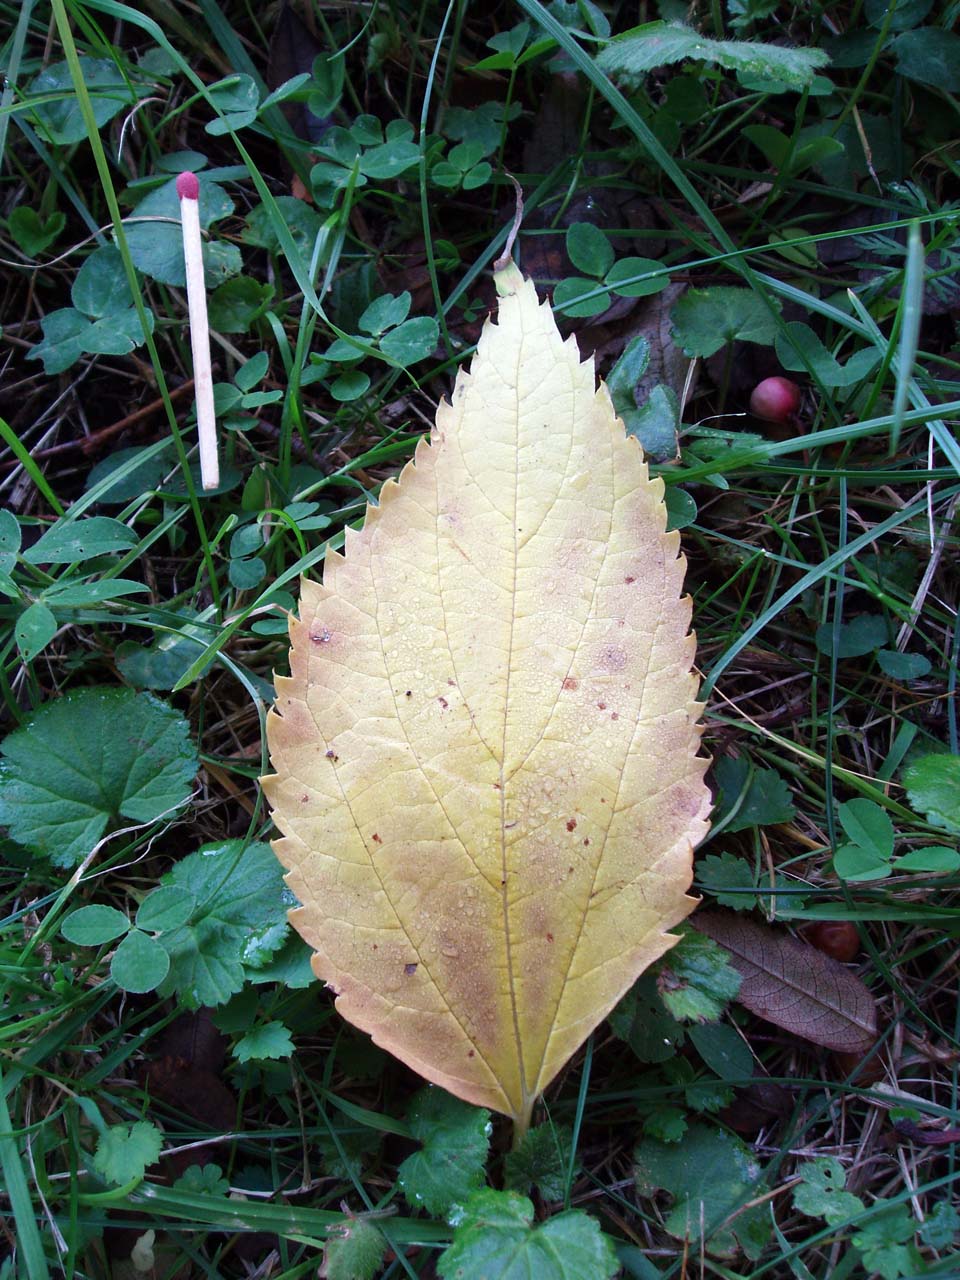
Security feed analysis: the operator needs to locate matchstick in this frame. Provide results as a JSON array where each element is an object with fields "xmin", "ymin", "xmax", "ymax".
[{"xmin": 176, "ymin": 171, "xmax": 219, "ymax": 490}]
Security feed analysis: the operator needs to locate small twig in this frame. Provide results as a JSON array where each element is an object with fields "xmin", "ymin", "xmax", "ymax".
[
  {"xmin": 176, "ymin": 171, "xmax": 218, "ymax": 490},
  {"xmin": 0, "ymin": 382, "xmax": 194, "ymax": 472},
  {"xmin": 493, "ymin": 172, "xmax": 524, "ymax": 273}
]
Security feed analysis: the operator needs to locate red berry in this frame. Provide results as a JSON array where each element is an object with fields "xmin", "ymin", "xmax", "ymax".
[{"xmin": 749, "ymin": 376, "xmax": 802, "ymax": 424}]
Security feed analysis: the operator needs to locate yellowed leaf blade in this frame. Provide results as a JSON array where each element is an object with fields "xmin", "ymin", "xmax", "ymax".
[{"xmin": 264, "ymin": 266, "xmax": 710, "ymax": 1128}]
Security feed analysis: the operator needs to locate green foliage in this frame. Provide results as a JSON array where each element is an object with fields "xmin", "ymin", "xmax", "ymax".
[
  {"xmin": 23, "ymin": 515, "xmax": 137, "ymax": 564},
  {"xmin": 891, "ymin": 28, "xmax": 960, "ymax": 92},
  {"xmin": 597, "ymin": 21, "xmax": 830, "ymax": 91},
  {"xmin": 92, "ymin": 1121, "xmax": 163, "ymax": 1185},
  {"xmin": 398, "ymin": 1088, "xmax": 491, "ymax": 1216},
  {"xmin": 697, "ymin": 851, "xmax": 801, "ymax": 913},
  {"xmin": 155, "ymin": 840, "xmax": 290, "ymax": 1006},
  {"xmin": 776, "ymin": 322, "xmax": 879, "ymax": 388},
  {"xmin": 851, "ymin": 1200, "xmax": 924, "ymax": 1280},
  {"xmin": 109, "ymin": 927, "xmax": 170, "ymax": 993},
  {"xmin": 714, "ymin": 756, "xmax": 796, "ymax": 832},
  {"xmin": 792, "ymin": 1158, "xmax": 865, "ymax": 1226},
  {"xmin": 175, "ymin": 1164, "xmax": 230, "ymax": 1196},
  {"xmin": 233, "ymin": 1020, "xmax": 295, "ymax": 1062},
  {"xmin": 126, "ymin": 174, "xmax": 240, "ymax": 288},
  {"xmin": 834, "ymin": 797, "xmax": 896, "ymax": 881},
  {"xmin": 8, "ymin": 207, "xmax": 65, "ymax": 257},
  {"xmin": 671, "ymin": 287, "xmax": 781, "ymax": 357},
  {"xmin": 687, "ymin": 1022, "xmax": 753, "ymax": 1081},
  {"xmin": 919, "ymin": 1201, "xmax": 960, "ymax": 1249},
  {"xmin": 321, "ymin": 1218, "xmax": 387, "ymax": 1280},
  {"xmin": 634, "ymin": 1122, "xmax": 769, "ymax": 1258},
  {"xmin": 830, "ymin": 796, "xmax": 958, "ymax": 881},
  {"xmin": 437, "ymin": 1190, "xmax": 619, "ymax": 1279},
  {"xmin": 504, "ymin": 1123, "xmax": 577, "ymax": 1202},
  {"xmin": 27, "ymin": 58, "xmax": 144, "ymax": 143},
  {"xmin": 554, "ymin": 223, "xmax": 666, "ymax": 318},
  {"xmin": 656, "ymin": 928, "xmax": 742, "ymax": 1022},
  {"xmin": 903, "ymin": 754, "xmax": 960, "ymax": 834},
  {"xmin": 610, "ymin": 971, "xmax": 685, "ymax": 1062},
  {"xmin": 0, "ymin": 688, "xmax": 197, "ymax": 866},
  {"xmin": 607, "ymin": 336, "xmax": 680, "ymax": 462}
]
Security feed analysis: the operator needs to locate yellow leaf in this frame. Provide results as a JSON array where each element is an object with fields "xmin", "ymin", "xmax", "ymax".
[{"xmin": 264, "ymin": 263, "xmax": 710, "ymax": 1132}]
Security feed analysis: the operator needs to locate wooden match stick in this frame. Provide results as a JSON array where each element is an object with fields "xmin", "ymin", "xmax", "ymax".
[{"xmin": 176, "ymin": 171, "xmax": 219, "ymax": 490}]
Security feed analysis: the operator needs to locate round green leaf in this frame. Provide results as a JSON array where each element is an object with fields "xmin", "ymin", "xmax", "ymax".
[
  {"xmin": 565, "ymin": 223, "xmax": 615, "ymax": 279},
  {"xmin": 438, "ymin": 1190, "xmax": 619, "ymax": 1280},
  {"xmin": 72, "ymin": 245, "xmax": 134, "ymax": 318},
  {"xmin": 229, "ymin": 556, "xmax": 267, "ymax": 590},
  {"xmin": 553, "ymin": 277, "xmax": 612, "ymax": 318},
  {"xmin": 605, "ymin": 257, "xmax": 668, "ymax": 298},
  {"xmin": 688, "ymin": 1022, "xmax": 753, "ymax": 1082},
  {"xmin": 379, "ymin": 317, "xmax": 439, "ymax": 365},
  {"xmin": 111, "ymin": 928, "xmax": 170, "ymax": 993},
  {"xmin": 463, "ymin": 162, "xmax": 492, "ymax": 190},
  {"xmin": 8, "ymin": 207, "xmax": 66, "ymax": 257},
  {"xmin": 62, "ymin": 903, "xmax": 131, "ymax": 946},
  {"xmin": 28, "ymin": 59, "xmax": 139, "ymax": 144},
  {"xmin": 877, "ymin": 650, "xmax": 932, "ymax": 681},
  {"xmin": 136, "ymin": 885, "xmax": 196, "ymax": 932},
  {"xmin": 903, "ymin": 753, "xmax": 960, "ymax": 834},
  {"xmin": 330, "ymin": 370, "xmax": 371, "ymax": 402},
  {"xmin": 892, "ymin": 28, "xmax": 960, "ymax": 92},
  {"xmin": 207, "ymin": 277, "xmax": 275, "ymax": 334},
  {"xmin": 664, "ymin": 487, "xmax": 697, "ymax": 532},
  {"xmin": 833, "ymin": 843, "xmax": 891, "ymax": 882},
  {"xmin": 85, "ymin": 445, "xmax": 177, "ymax": 504},
  {"xmin": 359, "ymin": 292, "xmax": 411, "ymax": 336}
]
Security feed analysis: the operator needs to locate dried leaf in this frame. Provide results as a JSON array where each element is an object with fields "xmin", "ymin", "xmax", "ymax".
[
  {"xmin": 695, "ymin": 912, "xmax": 877, "ymax": 1055},
  {"xmin": 265, "ymin": 261, "xmax": 709, "ymax": 1129}
]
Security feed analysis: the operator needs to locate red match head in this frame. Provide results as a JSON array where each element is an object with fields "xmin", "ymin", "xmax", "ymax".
[{"xmin": 175, "ymin": 171, "xmax": 200, "ymax": 201}]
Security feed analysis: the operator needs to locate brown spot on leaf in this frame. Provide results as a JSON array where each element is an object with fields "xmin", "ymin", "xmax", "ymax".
[
  {"xmin": 300, "ymin": 794, "xmax": 309, "ymax": 804},
  {"xmin": 372, "ymin": 833, "xmax": 382, "ymax": 844},
  {"xmin": 325, "ymin": 749, "xmax": 339, "ymax": 762},
  {"xmin": 598, "ymin": 702, "xmax": 606, "ymax": 710},
  {"xmin": 546, "ymin": 932, "xmax": 554, "ymax": 942},
  {"xmin": 562, "ymin": 677, "xmax": 579, "ymax": 691},
  {"xmin": 405, "ymin": 690, "xmax": 412, "ymax": 697},
  {"xmin": 566, "ymin": 818, "xmax": 577, "ymax": 832},
  {"xmin": 404, "ymin": 963, "xmax": 418, "ymax": 976},
  {"xmin": 612, "ymin": 712, "xmax": 619, "ymax": 720},
  {"xmin": 468, "ymin": 1049, "xmax": 475, "ymax": 1058},
  {"xmin": 625, "ymin": 576, "xmax": 636, "ymax": 584},
  {"xmin": 583, "ymin": 838, "xmax": 590, "ymax": 846},
  {"xmin": 438, "ymin": 696, "xmax": 449, "ymax": 709},
  {"xmin": 601, "ymin": 645, "xmax": 627, "ymax": 670}
]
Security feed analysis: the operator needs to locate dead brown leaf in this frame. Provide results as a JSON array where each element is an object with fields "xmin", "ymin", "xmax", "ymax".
[{"xmin": 696, "ymin": 911, "xmax": 877, "ymax": 1055}]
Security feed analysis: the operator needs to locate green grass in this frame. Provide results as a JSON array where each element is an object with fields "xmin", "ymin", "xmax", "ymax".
[{"xmin": 2, "ymin": 1, "xmax": 960, "ymax": 1277}]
